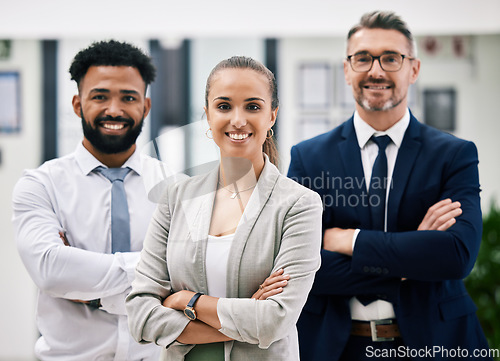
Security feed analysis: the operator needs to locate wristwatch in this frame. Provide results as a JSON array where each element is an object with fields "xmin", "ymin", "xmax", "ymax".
[
  {"xmin": 184, "ymin": 292, "xmax": 203, "ymax": 320},
  {"xmin": 89, "ymin": 298, "xmax": 101, "ymax": 308}
]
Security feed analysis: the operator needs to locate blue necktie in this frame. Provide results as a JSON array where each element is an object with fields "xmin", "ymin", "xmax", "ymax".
[
  {"xmin": 357, "ymin": 135, "xmax": 392, "ymax": 306},
  {"xmin": 369, "ymin": 135, "xmax": 392, "ymax": 231},
  {"xmin": 96, "ymin": 167, "xmax": 132, "ymax": 253}
]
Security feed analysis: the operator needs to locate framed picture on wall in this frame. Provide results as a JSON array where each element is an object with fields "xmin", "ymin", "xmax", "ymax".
[
  {"xmin": 298, "ymin": 63, "xmax": 332, "ymax": 110},
  {"xmin": 423, "ymin": 88, "xmax": 456, "ymax": 132},
  {"xmin": 0, "ymin": 71, "xmax": 21, "ymax": 133}
]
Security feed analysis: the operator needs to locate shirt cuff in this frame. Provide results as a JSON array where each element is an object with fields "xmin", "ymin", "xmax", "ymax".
[
  {"xmin": 116, "ymin": 251, "xmax": 141, "ymax": 283},
  {"xmin": 352, "ymin": 229, "xmax": 361, "ymax": 251}
]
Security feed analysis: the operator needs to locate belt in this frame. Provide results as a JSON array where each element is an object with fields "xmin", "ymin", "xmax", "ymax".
[{"xmin": 351, "ymin": 319, "xmax": 401, "ymax": 342}]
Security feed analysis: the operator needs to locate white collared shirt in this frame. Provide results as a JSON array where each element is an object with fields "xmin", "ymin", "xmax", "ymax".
[
  {"xmin": 11, "ymin": 142, "xmax": 179, "ymax": 361},
  {"xmin": 350, "ymin": 109, "xmax": 410, "ymax": 321}
]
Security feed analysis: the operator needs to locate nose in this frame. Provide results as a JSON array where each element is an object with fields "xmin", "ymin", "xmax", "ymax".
[
  {"xmin": 368, "ymin": 57, "xmax": 385, "ymax": 78},
  {"xmin": 230, "ymin": 108, "xmax": 247, "ymax": 128},
  {"xmin": 104, "ymin": 98, "xmax": 124, "ymax": 118}
]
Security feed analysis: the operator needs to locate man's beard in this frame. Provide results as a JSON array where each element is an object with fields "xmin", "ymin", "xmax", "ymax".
[
  {"xmin": 355, "ymin": 78, "xmax": 405, "ymax": 112},
  {"xmin": 81, "ymin": 111, "xmax": 144, "ymax": 154}
]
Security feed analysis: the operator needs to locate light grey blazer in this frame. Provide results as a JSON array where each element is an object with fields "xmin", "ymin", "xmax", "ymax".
[{"xmin": 126, "ymin": 156, "xmax": 322, "ymax": 361}]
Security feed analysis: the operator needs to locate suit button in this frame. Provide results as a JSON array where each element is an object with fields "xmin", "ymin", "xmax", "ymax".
[
  {"xmin": 383, "ymin": 268, "xmax": 389, "ymax": 275},
  {"xmin": 375, "ymin": 267, "xmax": 382, "ymax": 274},
  {"xmin": 370, "ymin": 267, "xmax": 376, "ymax": 273},
  {"xmin": 363, "ymin": 266, "xmax": 370, "ymax": 273}
]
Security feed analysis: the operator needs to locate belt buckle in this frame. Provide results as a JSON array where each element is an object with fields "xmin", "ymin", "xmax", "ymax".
[{"xmin": 370, "ymin": 319, "xmax": 394, "ymax": 342}]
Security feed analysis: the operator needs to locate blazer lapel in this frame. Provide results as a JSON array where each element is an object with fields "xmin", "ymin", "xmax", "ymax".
[
  {"xmin": 177, "ymin": 167, "xmax": 218, "ymax": 294},
  {"xmin": 338, "ymin": 118, "xmax": 372, "ymax": 227},
  {"xmin": 387, "ymin": 114, "xmax": 422, "ymax": 231},
  {"xmin": 226, "ymin": 155, "xmax": 280, "ymax": 298},
  {"xmin": 182, "ymin": 167, "xmax": 218, "ymax": 243}
]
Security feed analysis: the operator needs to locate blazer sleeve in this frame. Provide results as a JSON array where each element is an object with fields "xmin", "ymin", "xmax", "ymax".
[
  {"xmin": 288, "ymin": 145, "xmax": 401, "ymax": 301},
  {"xmin": 217, "ymin": 190, "xmax": 323, "ymax": 349},
  {"xmin": 126, "ymin": 187, "xmax": 190, "ymax": 348},
  {"xmin": 352, "ymin": 140, "xmax": 482, "ymax": 281}
]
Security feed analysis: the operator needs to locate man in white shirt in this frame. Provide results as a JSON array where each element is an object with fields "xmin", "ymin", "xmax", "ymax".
[
  {"xmin": 289, "ymin": 11, "xmax": 491, "ymax": 361},
  {"xmin": 12, "ymin": 40, "xmax": 167, "ymax": 360}
]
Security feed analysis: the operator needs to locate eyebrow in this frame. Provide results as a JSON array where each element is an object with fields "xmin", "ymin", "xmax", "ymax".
[
  {"xmin": 89, "ymin": 88, "xmax": 141, "ymax": 95},
  {"xmin": 213, "ymin": 96, "xmax": 266, "ymax": 103},
  {"xmin": 354, "ymin": 50, "xmax": 401, "ymax": 56}
]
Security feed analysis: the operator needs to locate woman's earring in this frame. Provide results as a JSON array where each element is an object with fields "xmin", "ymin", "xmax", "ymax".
[
  {"xmin": 266, "ymin": 128, "xmax": 274, "ymax": 139},
  {"xmin": 205, "ymin": 128, "xmax": 213, "ymax": 139}
]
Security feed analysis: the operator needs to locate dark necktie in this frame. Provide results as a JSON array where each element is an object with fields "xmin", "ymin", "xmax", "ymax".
[
  {"xmin": 369, "ymin": 135, "xmax": 392, "ymax": 231},
  {"xmin": 357, "ymin": 135, "xmax": 391, "ymax": 306},
  {"xmin": 96, "ymin": 167, "xmax": 132, "ymax": 253}
]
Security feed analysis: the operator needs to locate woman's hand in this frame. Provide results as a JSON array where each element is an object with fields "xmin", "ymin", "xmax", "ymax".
[
  {"xmin": 163, "ymin": 290, "xmax": 194, "ymax": 310},
  {"xmin": 251, "ymin": 268, "xmax": 290, "ymax": 300}
]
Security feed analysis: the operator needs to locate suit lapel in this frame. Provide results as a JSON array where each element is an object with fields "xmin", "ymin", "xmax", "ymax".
[
  {"xmin": 387, "ymin": 115, "xmax": 422, "ymax": 231},
  {"xmin": 226, "ymin": 156, "xmax": 280, "ymax": 298},
  {"xmin": 178, "ymin": 167, "xmax": 218, "ymax": 294},
  {"xmin": 182, "ymin": 167, "xmax": 218, "ymax": 244},
  {"xmin": 338, "ymin": 119, "xmax": 372, "ymax": 227}
]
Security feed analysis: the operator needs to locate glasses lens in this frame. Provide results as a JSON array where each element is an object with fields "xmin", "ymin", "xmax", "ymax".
[
  {"xmin": 351, "ymin": 54, "xmax": 372, "ymax": 72},
  {"xmin": 380, "ymin": 54, "xmax": 403, "ymax": 71}
]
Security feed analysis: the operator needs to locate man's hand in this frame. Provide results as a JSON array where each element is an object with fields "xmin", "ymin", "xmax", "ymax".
[
  {"xmin": 59, "ymin": 231, "xmax": 70, "ymax": 246},
  {"xmin": 418, "ymin": 198, "xmax": 462, "ymax": 231},
  {"xmin": 323, "ymin": 228, "xmax": 356, "ymax": 256}
]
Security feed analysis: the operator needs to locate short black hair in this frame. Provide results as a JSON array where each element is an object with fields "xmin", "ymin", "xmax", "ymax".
[{"xmin": 69, "ymin": 40, "xmax": 156, "ymax": 89}]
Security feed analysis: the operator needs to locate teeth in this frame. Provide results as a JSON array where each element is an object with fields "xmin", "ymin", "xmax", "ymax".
[
  {"xmin": 228, "ymin": 133, "xmax": 249, "ymax": 140},
  {"xmin": 102, "ymin": 123, "xmax": 125, "ymax": 130},
  {"xmin": 367, "ymin": 86, "xmax": 389, "ymax": 90}
]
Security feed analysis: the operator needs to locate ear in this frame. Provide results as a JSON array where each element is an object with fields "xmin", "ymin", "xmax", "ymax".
[
  {"xmin": 270, "ymin": 106, "xmax": 278, "ymax": 128},
  {"xmin": 72, "ymin": 95, "xmax": 82, "ymax": 117},
  {"xmin": 343, "ymin": 59, "xmax": 352, "ymax": 86},
  {"xmin": 409, "ymin": 58, "xmax": 421, "ymax": 84},
  {"xmin": 143, "ymin": 97, "xmax": 152, "ymax": 118},
  {"xmin": 204, "ymin": 106, "xmax": 211, "ymax": 126}
]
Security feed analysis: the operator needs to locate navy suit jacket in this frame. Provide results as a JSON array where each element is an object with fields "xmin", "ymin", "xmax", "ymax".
[{"xmin": 288, "ymin": 113, "xmax": 491, "ymax": 360}]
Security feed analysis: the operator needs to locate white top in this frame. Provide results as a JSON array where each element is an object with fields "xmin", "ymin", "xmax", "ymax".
[
  {"xmin": 350, "ymin": 109, "xmax": 410, "ymax": 321},
  {"xmin": 206, "ymin": 234, "xmax": 234, "ymax": 298},
  {"xmin": 11, "ymin": 142, "xmax": 181, "ymax": 361}
]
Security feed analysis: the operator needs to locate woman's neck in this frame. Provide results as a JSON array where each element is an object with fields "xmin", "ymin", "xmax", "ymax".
[{"xmin": 219, "ymin": 156, "xmax": 262, "ymax": 189}]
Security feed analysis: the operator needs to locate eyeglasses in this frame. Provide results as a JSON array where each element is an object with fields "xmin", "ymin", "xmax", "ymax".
[{"xmin": 347, "ymin": 52, "xmax": 414, "ymax": 72}]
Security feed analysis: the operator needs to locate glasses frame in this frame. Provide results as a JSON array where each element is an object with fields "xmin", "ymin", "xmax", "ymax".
[{"xmin": 346, "ymin": 53, "xmax": 415, "ymax": 73}]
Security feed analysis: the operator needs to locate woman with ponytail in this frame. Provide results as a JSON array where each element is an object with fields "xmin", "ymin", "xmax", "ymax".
[{"xmin": 127, "ymin": 56, "xmax": 322, "ymax": 361}]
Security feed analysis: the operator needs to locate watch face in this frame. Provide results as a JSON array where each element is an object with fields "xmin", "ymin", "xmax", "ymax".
[{"xmin": 184, "ymin": 308, "xmax": 196, "ymax": 320}]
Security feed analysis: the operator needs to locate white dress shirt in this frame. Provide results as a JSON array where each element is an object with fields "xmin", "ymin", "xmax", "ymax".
[
  {"xmin": 350, "ymin": 109, "xmax": 410, "ymax": 321},
  {"xmin": 11, "ymin": 142, "xmax": 181, "ymax": 361}
]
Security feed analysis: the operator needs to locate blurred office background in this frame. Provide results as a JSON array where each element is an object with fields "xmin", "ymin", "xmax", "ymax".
[{"xmin": 1, "ymin": 0, "xmax": 499, "ymax": 359}]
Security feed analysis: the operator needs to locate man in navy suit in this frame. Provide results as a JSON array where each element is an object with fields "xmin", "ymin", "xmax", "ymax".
[{"xmin": 288, "ymin": 11, "xmax": 492, "ymax": 361}]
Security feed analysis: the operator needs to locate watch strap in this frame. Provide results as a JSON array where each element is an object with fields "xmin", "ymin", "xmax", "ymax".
[
  {"xmin": 89, "ymin": 298, "xmax": 101, "ymax": 308},
  {"xmin": 187, "ymin": 292, "xmax": 203, "ymax": 308}
]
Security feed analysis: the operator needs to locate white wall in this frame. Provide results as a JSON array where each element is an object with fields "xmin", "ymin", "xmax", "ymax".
[
  {"xmin": 2, "ymin": 0, "xmax": 500, "ymax": 38},
  {"xmin": 0, "ymin": 40, "xmax": 41, "ymax": 361}
]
